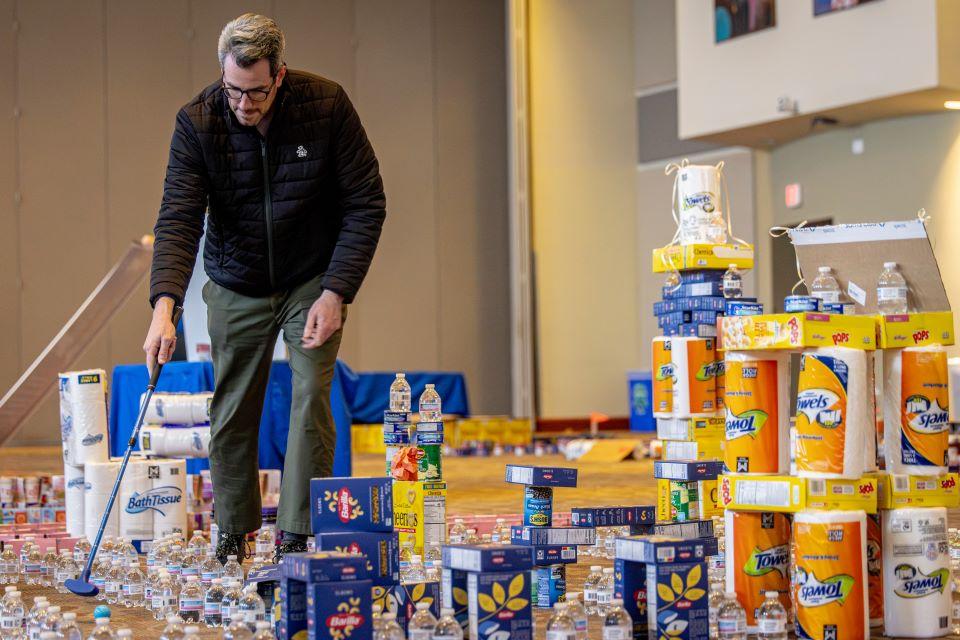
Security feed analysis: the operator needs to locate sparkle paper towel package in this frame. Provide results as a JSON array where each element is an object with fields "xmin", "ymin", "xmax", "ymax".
[
  {"xmin": 723, "ymin": 351, "xmax": 790, "ymax": 474},
  {"xmin": 670, "ymin": 337, "xmax": 718, "ymax": 418},
  {"xmin": 724, "ymin": 510, "xmax": 790, "ymax": 631}
]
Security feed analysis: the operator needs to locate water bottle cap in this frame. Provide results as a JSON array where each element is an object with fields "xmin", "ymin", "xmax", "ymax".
[
  {"xmin": 725, "ymin": 591, "xmax": 737, "ymax": 599},
  {"xmin": 426, "ymin": 383, "xmax": 435, "ymax": 388},
  {"xmin": 47, "ymin": 606, "xmax": 60, "ymax": 614},
  {"xmin": 441, "ymin": 607, "xmax": 454, "ymax": 616},
  {"xmin": 62, "ymin": 613, "xmax": 75, "ymax": 621},
  {"xmin": 416, "ymin": 602, "xmax": 430, "ymax": 610},
  {"xmin": 117, "ymin": 630, "xmax": 133, "ymax": 638},
  {"xmin": 96, "ymin": 618, "xmax": 110, "ymax": 625},
  {"xmin": 728, "ymin": 263, "xmax": 737, "ymax": 269},
  {"xmin": 884, "ymin": 261, "xmax": 897, "ymax": 269},
  {"xmin": 228, "ymin": 555, "xmax": 237, "ymax": 560},
  {"xmin": 765, "ymin": 591, "xmax": 778, "ymax": 598},
  {"xmin": 818, "ymin": 266, "xmax": 831, "ymax": 273},
  {"xmin": 4, "ymin": 586, "xmax": 14, "ymax": 592},
  {"xmin": 396, "ymin": 373, "xmax": 406, "ymax": 378}
]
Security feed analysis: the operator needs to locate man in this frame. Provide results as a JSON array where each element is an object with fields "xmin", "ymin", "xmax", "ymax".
[{"xmin": 144, "ymin": 13, "xmax": 385, "ymax": 563}]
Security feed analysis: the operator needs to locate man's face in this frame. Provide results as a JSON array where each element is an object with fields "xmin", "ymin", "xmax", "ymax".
[{"xmin": 222, "ymin": 54, "xmax": 285, "ymax": 128}]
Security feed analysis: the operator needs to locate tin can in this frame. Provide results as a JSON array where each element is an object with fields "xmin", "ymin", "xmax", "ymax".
[
  {"xmin": 784, "ymin": 295, "xmax": 820, "ymax": 313},
  {"xmin": 523, "ymin": 486, "xmax": 553, "ymax": 527}
]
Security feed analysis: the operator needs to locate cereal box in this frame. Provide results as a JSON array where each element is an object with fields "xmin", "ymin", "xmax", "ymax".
[
  {"xmin": 309, "ymin": 477, "xmax": 393, "ymax": 533},
  {"xmin": 467, "ymin": 570, "xmax": 532, "ymax": 640},
  {"xmin": 315, "ymin": 531, "xmax": 399, "ymax": 586},
  {"xmin": 393, "ymin": 481, "xmax": 446, "ymax": 557},
  {"xmin": 655, "ymin": 479, "xmax": 720, "ymax": 522}
]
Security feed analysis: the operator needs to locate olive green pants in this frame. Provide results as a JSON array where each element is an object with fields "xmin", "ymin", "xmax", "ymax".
[{"xmin": 203, "ymin": 274, "xmax": 345, "ymax": 536}]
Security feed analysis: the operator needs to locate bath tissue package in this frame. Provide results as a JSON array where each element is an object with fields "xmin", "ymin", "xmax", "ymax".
[
  {"xmin": 723, "ymin": 351, "xmax": 790, "ymax": 475},
  {"xmin": 140, "ymin": 426, "xmax": 211, "ymax": 458},
  {"xmin": 84, "ymin": 460, "xmax": 120, "ymax": 543},
  {"xmin": 142, "ymin": 392, "xmax": 212, "ymax": 425},
  {"xmin": 652, "ymin": 337, "xmax": 674, "ymax": 418},
  {"xmin": 119, "ymin": 458, "xmax": 154, "ymax": 542},
  {"xmin": 59, "ymin": 370, "xmax": 110, "ymax": 466},
  {"xmin": 724, "ymin": 510, "xmax": 790, "ymax": 631},
  {"xmin": 883, "ymin": 346, "xmax": 950, "ymax": 474},
  {"xmin": 866, "ymin": 513, "xmax": 883, "ymax": 628},
  {"xmin": 794, "ymin": 348, "xmax": 871, "ymax": 479},
  {"xmin": 64, "ymin": 463, "xmax": 86, "ymax": 538},
  {"xmin": 882, "ymin": 507, "xmax": 950, "ymax": 638},
  {"xmin": 149, "ymin": 458, "xmax": 187, "ymax": 538},
  {"xmin": 670, "ymin": 337, "xmax": 718, "ymax": 418},
  {"xmin": 793, "ymin": 510, "xmax": 868, "ymax": 640}
]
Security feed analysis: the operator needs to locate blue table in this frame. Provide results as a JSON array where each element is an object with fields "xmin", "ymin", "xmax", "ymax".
[{"xmin": 109, "ymin": 361, "xmax": 469, "ymax": 476}]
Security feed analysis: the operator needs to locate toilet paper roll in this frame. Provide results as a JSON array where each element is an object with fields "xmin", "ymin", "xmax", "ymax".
[
  {"xmin": 119, "ymin": 458, "xmax": 154, "ymax": 542},
  {"xmin": 58, "ymin": 374, "xmax": 73, "ymax": 464},
  {"xmin": 793, "ymin": 510, "xmax": 868, "ymax": 640},
  {"xmin": 670, "ymin": 337, "xmax": 718, "ymax": 418},
  {"xmin": 866, "ymin": 513, "xmax": 883, "ymax": 628},
  {"xmin": 149, "ymin": 459, "xmax": 187, "ymax": 538},
  {"xmin": 63, "ymin": 463, "xmax": 86, "ymax": 538},
  {"xmin": 795, "ymin": 347, "xmax": 871, "ymax": 479},
  {"xmin": 59, "ymin": 370, "xmax": 110, "ymax": 466},
  {"xmin": 140, "ymin": 426, "xmax": 210, "ymax": 458},
  {"xmin": 142, "ymin": 392, "xmax": 213, "ymax": 425},
  {"xmin": 723, "ymin": 351, "xmax": 790, "ymax": 474},
  {"xmin": 652, "ymin": 337, "xmax": 674, "ymax": 418},
  {"xmin": 883, "ymin": 346, "xmax": 950, "ymax": 474},
  {"xmin": 724, "ymin": 510, "xmax": 791, "ymax": 632},
  {"xmin": 84, "ymin": 460, "xmax": 120, "ymax": 543},
  {"xmin": 882, "ymin": 507, "xmax": 950, "ymax": 638}
]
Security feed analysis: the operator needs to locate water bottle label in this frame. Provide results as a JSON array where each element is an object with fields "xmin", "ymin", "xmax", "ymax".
[
  {"xmin": 144, "ymin": 586, "xmax": 153, "ymax": 600},
  {"xmin": 201, "ymin": 571, "xmax": 220, "ymax": 582},
  {"xmin": 545, "ymin": 631, "xmax": 576, "ymax": 640},
  {"xmin": 409, "ymin": 631, "xmax": 432, "ymax": 640},
  {"xmin": 602, "ymin": 627, "xmax": 630, "ymax": 640},
  {"xmin": 242, "ymin": 609, "xmax": 263, "ymax": 622},
  {"xmin": 182, "ymin": 566, "xmax": 198, "ymax": 576},
  {"xmin": 106, "ymin": 581, "xmax": 119, "ymax": 593},
  {"xmin": 583, "ymin": 588, "xmax": 598, "ymax": 603},
  {"xmin": 180, "ymin": 597, "xmax": 203, "ymax": 610},
  {"xmin": 718, "ymin": 618, "xmax": 746, "ymax": 633},
  {"xmin": 93, "ymin": 577, "xmax": 105, "ymax": 588},
  {"xmin": 123, "ymin": 583, "xmax": 143, "ymax": 595},
  {"xmin": 152, "ymin": 595, "xmax": 163, "ymax": 609},
  {"xmin": 574, "ymin": 619, "xmax": 588, "ymax": 632},
  {"xmin": 204, "ymin": 602, "xmax": 222, "ymax": 615},
  {"xmin": 597, "ymin": 590, "xmax": 612, "ymax": 604},
  {"xmin": 813, "ymin": 291, "xmax": 840, "ymax": 304},
  {"xmin": 878, "ymin": 286, "xmax": 908, "ymax": 302},
  {"xmin": 24, "ymin": 564, "xmax": 39, "ymax": 575},
  {"xmin": 1, "ymin": 616, "xmax": 21, "ymax": 629},
  {"xmin": 256, "ymin": 542, "xmax": 273, "ymax": 555},
  {"xmin": 448, "ymin": 535, "xmax": 464, "ymax": 544},
  {"xmin": 221, "ymin": 604, "xmax": 233, "ymax": 620},
  {"xmin": 758, "ymin": 619, "xmax": 785, "ymax": 633}
]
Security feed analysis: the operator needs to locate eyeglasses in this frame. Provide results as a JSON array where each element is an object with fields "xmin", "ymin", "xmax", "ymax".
[{"xmin": 221, "ymin": 75, "xmax": 277, "ymax": 102}]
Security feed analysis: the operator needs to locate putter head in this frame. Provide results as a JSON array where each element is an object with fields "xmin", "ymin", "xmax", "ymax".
[{"xmin": 65, "ymin": 577, "xmax": 98, "ymax": 597}]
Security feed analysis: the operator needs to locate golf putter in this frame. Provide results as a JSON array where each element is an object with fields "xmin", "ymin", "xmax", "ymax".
[{"xmin": 67, "ymin": 305, "xmax": 183, "ymax": 596}]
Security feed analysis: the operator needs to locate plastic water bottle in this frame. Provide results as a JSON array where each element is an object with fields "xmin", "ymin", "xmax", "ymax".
[
  {"xmin": 56, "ymin": 551, "xmax": 78, "ymax": 593},
  {"xmin": 123, "ymin": 560, "xmax": 145, "ymax": 608},
  {"xmin": 447, "ymin": 519, "xmax": 467, "ymax": 544},
  {"xmin": 722, "ymin": 264, "xmax": 743, "ymax": 299},
  {"xmin": 181, "ymin": 627, "xmax": 199, "ymax": 639},
  {"xmin": 0, "ymin": 589, "xmax": 23, "ymax": 640},
  {"xmin": 563, "ymin": 592, "xmax": 588, "ymax": 640},
  {"xmin": 252, "ymin": 621, "xmax": 276, "ymax": 640},
  {"xmin": 118, "ymin": 539, "xmax": 138, "ymax": 563},
  {"xmin": 602, "ymin": 598, "xmax": 632, "ymax": 640},
  {"xmin": 221, "ymin": 581, "xmax": 243, "ymax": 628},
  {"xmin": 25, "ymin": 598, "xmax": 45, "ymax": 640},
  {"xmin": 418, "ymin": 385, "xmax": 442, "ymax": 421},
  {"xmin": 42, "ymin": 606, "xmax": 61, "ymax": 636},
  {"xmin": 223, "ymin": 621, "xmax": 253, "ymax": 640},
  {"xmin": 255, "ymin": 527, "xmax": 275, "ymax": 561},
  {"xmin": 408, "ymin": 602, "xmax": 437, "ymax": 640},
  {"xmin": 223, "ymin": 555, "xmax": 244, "ymax": 583},
  {"xmin": 717, "ymin": 592, "xmax": 747, "ymax": 640},
  {"xmin": 59, "ymin": 612, "xmax": 82, "ymax": 640},
  {"xmin": 116, "ymin": 628, "xmax": 133, "ymax": 640},
  {"xmin": 432, "ymin": 608, "xmax": 463, "ymax": 640},
  {"xmin": 73, "ymin": 539, "xmax": 91, "ymax": 567},
  {"xmin": 203, "ymin": 578, "xmax": 225, "ymax": 627},
  {"xmin": 596, "ymin": 568, "xmax": 614, "ymax": 615},
  {"xmin": 178, "ymin": 576, "xmax": 203, "ymax": 623},
  {"xmin": 238, "ymin": 585, "xmax": 265, "ymax": 632},
  {"xmin": 378, "ymin": 613, "xmax": 405, "ymax": 640},
  {"xmin": 26, "ymin": 601, "xmax": 47, "ymax": 640},
  {"xmin": 810, "ymin": 266, "xmax": 841, "ymax": 304},
  {"xmin": 582, "ymin": 565, "xmax": 602, "ymax": 616},
  {"xmin": 200, "ymin": 551, "xmax": 222, "ymax": 589},
  {"xmin": 389, "ymin": 374, "xmax": 411, "ymax": 412},
  {"xmin": 545, "ymin": 602, "xmax": 576, "ymax": 640},
  {"xmin": 22, "ymin": 547, "xmax": 40, "ymax": 587},
  {"xmin": 877, "ymin": 261, "xmax": 908, "ymax": 314},
  {"xmin": 0, "ymin": 548, "xmax": 18, "ymax": 584},
  {"xmin": 40, "ymin": 551, "xmax": 57, "ymax": 588},
  {"xmin": 180, "ymin": 550, "xmax": 201, "ymax": 584},
  {"xmin": 159, "ymin": 615, "xmax": 185, "ymax": 640},
  {"xmin": 708, "ymin": 581, "xmax": 725, "ymax": 637},
  {"xmin": 401, "ymin": 555, "xmax": 426, "ymax": 584},
  {"xmin": 756, "ymin": 591, "xmax": 787, "ymax": 640},
  {"xmin": 87, "ymin": 618, "xmax": 115, "ymax": 640},
  {"xmin": 106, "ymin": 560, "xmax": 125, "ymax": 604},
  {"xmin": 186, "ymin": 532, "xmax": 207, "ymax": 557},
  {"xmin": 153, "ymin": 570, "xmax": 179, "ymax": 622}
]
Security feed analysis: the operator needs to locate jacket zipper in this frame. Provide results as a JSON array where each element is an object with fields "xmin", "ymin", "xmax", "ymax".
[{"xmin": 260, "ymin": 138, "xmax": 276, "ymax": 289}]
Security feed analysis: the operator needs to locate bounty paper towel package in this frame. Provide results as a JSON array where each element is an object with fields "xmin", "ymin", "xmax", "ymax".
[
  {"xmin": 652, "ymin": 337, "xmax": 674, "ymax": 418},
  {"xmin": 883, "ymin": 346, "xmax": 950, "ymax": 474},
  {"xmin": 794, "ymin": 348, "xmax": 871, "ymax": 479},
  {"xmin": 724, "ymin": 510, "xmax": 790, "ymax": 631},
  {"xmin": 881, "ymin": 507, "xmax": 950, "ymax": 638},
  {"xmin": 793, "ymin": 510, "xmax": 868, "ymax": 640},
  {"xmin": 723, "ymin": 351, "xmax": 790, "ymax": 474},
  {"xmin": 866, "ymin": 513, "xmax": 883, "ymax": 628},
  {"xmin": 59, "ymin": 370, "xmax": 110, "ymax": 466},
  {"xmin": 670, "ymin": 337, "xmax": 718, "ymax": 418}
]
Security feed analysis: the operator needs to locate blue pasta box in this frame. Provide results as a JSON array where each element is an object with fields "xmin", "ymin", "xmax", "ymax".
[
  {"xmin": 532, "ymin": 565, "xmax": 565, "ymax": 608},
  {"xmin": 531, "ymin": 545, "xmax": 577, "ymax": 566},
  {"xmin": 309, "ymin": 477, "xmax": 393, "ymax": 533},
  {"xmin": 614, "ymin": 536, "xmax": 718, "ymax": 565},
  {"xmin": 646, "ymin": 560, "xmax": 709, "ymax": 640},
  {"xmin": 690, "ymin": 310, "xmax": 719, "ymax": 325},
  {"xmin": 627, "ymin": 519, "xmax": 715, "ymax": 539},
  {"xmin": 677, "ymin": 296, "xmax": 726, "ymax": 312},
  {"xmin": 614, "ymin": 559, "xmax": 649, "ymax": 640},
  {"xmin": 653, "ymin": 461, "xmax": 724, "ymax": 482},
  {"xmin": 570, "ymin": 506, "xmax": 655, "ymax": 527},
  {"xmin": 441, "ymin": 544, "xmax": 533, "ymax": 573},
  {"xmin": 371, "ymin": 581, "xmax": 440, "ymax": 632},
  {"xmin": 653, "ymin": 301, "xmax": 666, "ymax": 315},
  {"xmin": 280, "ymin": 577, "xmax": 307, "ymax": 640},
  {"xmin": 315, "ymin": 531, "xmax": 399, "ymax": 586},
  {"xmin": 441, "ymin": 568, "xmax": 469, "ymax": 634},
  {"xmin": 510, "ymin": 526, "xmax": 596, "ymax": 546},
  {"xmin": 306, "ymin": 580, "xmax": 373, "ymax": 640},
  {"xmin": 382, "ymin": 431, "xmax": 410, "ymax": 445},
  {"xmin": 680, "ymin": 270, "xmax": 724, "ymax": 283},
  {"xmin": 281, "ymin": 552, "xmax": 371, "ymax": 583},
  {"xmin": 658, "ymin": 310, "xmax": 691, "ymax": 327},
  {"xmin": 415, "ymin": 430, "xmax": 444, "ymax": 446},
  {"xmin": 467, "ymin": 570, "xmax": 533, "ymax": 640},
  {"xmin": 504, "ymin": 465, "xmax": 578, "ymax": 487},
  {"xmin": 663, "ymin": 326, "xmax": 680, "ymax": 337},
  {"xmin": 383, "ymin": 411, "xmax": 412, "ymax": 424}
]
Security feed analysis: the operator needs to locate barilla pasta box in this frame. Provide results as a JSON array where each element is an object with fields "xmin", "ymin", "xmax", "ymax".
[
  {"xmin": 306, "ymin": 580, "xmax": 373, "ymax": 640},
  {"xmin": 628, "ymin": 519, "xmax": 715, "ymax": 539},
  {"xmin": 614, "ymin": 558, "xmax": 649, "ymax": 640},
  {"xmin": 509, "ymin": 526, "xmax": 596, "ymax": 546},
  {"xmin": 724, "ymin": 511, "xmax": 791, "ymax": 629},
  {"xmin": 531, "ymin": 545, "xmax": 577, "ymax": 566},
  {"xmin": 646, "ymin": 559, "xmax": 709, "ymax": 640},
  {"xmin": 614, "ymin": 535, "xmax": 718, "ymax": 565},
  {"xmin": 441, "ymin": 544, "xmax": 533, "ymax": 573},
  {"xmin": 467, "ymin": 570, "xmax": 532, "ymax": 640},
  {"xmin": 570, "ymin": 506, "xmax": 655, "ymax": 527},
  {"xmin": 653, "ymin": 461, "xmax": 723, "ymax": 481},
  {"xmin": 655, "ymin": 479, "xmax": 720, "ymax": 522},
  {"xmin": 532, "ymin": 565, "xmax": 565, "ymax": 608},
  {"xmin": 309, "ymin": 477, "xmax": 393, "ymax": 533},
  {"xmin": 504, "ymin": 465, "xmax": 578, "ymax": 487},
  {"xmin": 441, "ymin": 568, "xmax": 469, "ymax": 635},
  {"xmin": 370, "ymin": 581, "xmax": 441, "ymax": 632},
  {"xmin": 314, "ymin": 531, "xmax": 399, "ymax": 586},
  {"xmin": 656, "ymin": 415, "xmax": 725, "ymax": 442},
  {"xmin": 281, "ymin": 552, "xmax": 370, "ymax": 583},
  {"xmin": 393, "ymin": 481, "xmax": 447, "ymax": 557}
]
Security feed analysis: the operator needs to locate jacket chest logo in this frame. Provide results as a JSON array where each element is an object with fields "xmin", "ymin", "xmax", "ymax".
[{"xmin": 296, "ymin": 145, "xmax": 308, "ymax": 158}]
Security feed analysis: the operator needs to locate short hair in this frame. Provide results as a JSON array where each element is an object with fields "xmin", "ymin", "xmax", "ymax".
[{"xmin": 218, "ymin": 13, "xmax": 285, "ymax": 77}]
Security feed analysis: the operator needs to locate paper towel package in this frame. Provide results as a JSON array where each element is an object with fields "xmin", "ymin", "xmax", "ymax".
[
  {"xmin": 63, "ymin": 463, "xmax": 85, "ymax": 538},
  {"xmin": 59, "ymin": 370, "xmax": 110, "ymax": 466},
  {"xmin": 119, "ymin": 458, "xmax": 154, "ymax": 543},
  {"xmin": 652, "ymin": 337, "xmax": 674, "ymax": 418},
  {"xmin": 670, "ymin": 337, "xmax": 718, "ymax": 418},
  {"xmin": 140, "ymin": 426, "xmax": 211, "ymax": 459},
  {"xmin": 724, "ymin": 510, "xmax": 790, "ymax": 632},
  {"xmin": 793, "ymin": 510, "xmax": 868, "ymax": 640},
  {"xmin": 148, "ymin": 458, "xmax": 187, "ymax": 538},
  {"xmin": 723, "ymin": 351, "xmax": 790, "ymax": 474},
  {"xmin": 142, "ymin": 392, "xmax": 212, "ymax": 425},
  {"xmin": 794, "ymin": 348, "xmax": 871, "ymax": 479},
  {"xmin": 84, "ymin": 460, "xmax": 120, "ymax": 543},
  {"xmin": 881, "ymin": 507, "xmax": 950, "ymax": 638},
  {"xmin": 883, "ymin": 345, "xmax": 950, "ymax": 474},
  {"xmin": 866, "ymin": 513, "xmax": 883, "ymax": 628}
]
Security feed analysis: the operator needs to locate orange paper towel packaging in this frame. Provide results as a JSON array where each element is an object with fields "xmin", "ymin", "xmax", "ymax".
[
  {"xmin": 723, "ymin": 352, "xmax": 789, "ymax": 474},
  {"xmin": 652, "ymin": 337, "xmax": 674, "ymax": 417},
  {"xmin": 725, "ymin": 510, "xmax": 790, "ymax": 631},
  {"xmin": 884, "ymin": 346, "xmax": 950, "ymax": 473},
  {"xmin": 866, "ymin": 513, "xmax": 883, "ymax": 628},
  {"xmin": 670, "ymin": 337, "xmax": 718, "ymax": 418}
]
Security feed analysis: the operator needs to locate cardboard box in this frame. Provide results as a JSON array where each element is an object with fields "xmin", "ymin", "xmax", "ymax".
[
  {"xmin": 570, "ymin": 506, "xmax": 655, "ymax": 528},
  {"xmin": 717, "ymin": 313, "xmax": 877, "ymax": 351},
  {"xmin": 441, "ymin": 544, "xmax": 533, "ymax": 573},
  {"xmin": 876, "ymin": 311, "xmax": 955, "ymax": 348},
  {"xmin": 655, "ymin": 416, "xmax": 725, "ymax": 442},
  {"xmin": 441, "ymin": 568, "xmax": 469, "ymax": 636},
  {"xmin": 614, "ymin": 536, "xmax": 718, "ymax": 565},
  {"xmin": 875, "ymin": 471, "xmax": 960, "ymax": 508},
  {"xmin": 655, "ymin": 479, "xmax": 720, "ymax": 522},
  {"xmin": 654, "ymin": 461, "xmax": 724, "ymax": 481},
  {"xmin": 467, "ymin": 570, "xmax": 532, "ymax": 640},
  {"xmin": 661, "ymin": 439, "xmax": 723, "ymax": 462},
  {"xmin": 309, "ymin": 477, "xmax": 393, "ymax": 533},
  {"xmin": 614, "ymin": 558, "xmax": 649, "ymax": 640},
  {"xmin": 306, "ymin": 580, "xmax": 373, "ymax": 640},
  {"xmin": 646, "ymin": 560, "xmax": 709, "ymax": 640},
  {"xmin": 627, "ymin": 519, "xmax": 715, "ymax": 539},
  {"xmin": 532, "ymin": 565, "xmax": 565, "ymax": 608},
  {"xmin": 531, "ymin": 545, "xmax": 577, "ymax": 566},
  {"xmin": 393, "ymin": 481, "xmax": 446, "ymax": 558},
  {"xmin": 652, "ymin": 243, "xmax": 754, "ymax": 273},
  {"xmin": 717, "ymin": 474, "xmax": 878, "ymax": 514},
  {"xmin": 315, "ymin": 531, "xmax": 399, "ymax": 587},
  {"xmin": 509, "ymin": 526, "xmax": 596, "ymax": 546},
  {"xmin": 281, "ymin": 552, "xmax": 370, "ymax": 583},
  {"xmin": 370, "ymin": 581, "xmax": 441, "ymax": 632},
  {"xmin": 504, "ymin": 466, "xmax": 578, "ymax": 487}
]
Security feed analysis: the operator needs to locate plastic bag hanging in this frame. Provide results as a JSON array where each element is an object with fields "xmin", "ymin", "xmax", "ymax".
[{"xmin": 667, "ymin": 160, "xmax": 727, "ymax": 246}]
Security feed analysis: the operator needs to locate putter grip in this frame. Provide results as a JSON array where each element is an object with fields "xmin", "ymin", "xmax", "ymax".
[{"xmin": 149, "ymin": 306, "xmax": 184, "ymax": 387}]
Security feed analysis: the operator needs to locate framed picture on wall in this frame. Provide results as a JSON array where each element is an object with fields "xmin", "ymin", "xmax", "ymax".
[
  {"xmin": 715, "ymin": 0, "xmax": 776, "ymax": 43},
  {"xmin": 814, "ymin": 0, "xmax": 879, "ymax": 17}
]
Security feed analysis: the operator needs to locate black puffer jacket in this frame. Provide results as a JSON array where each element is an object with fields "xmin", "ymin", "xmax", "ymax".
[{"xmin": 150, "ymin": 70, "xmax": 385, "ymax": 307}]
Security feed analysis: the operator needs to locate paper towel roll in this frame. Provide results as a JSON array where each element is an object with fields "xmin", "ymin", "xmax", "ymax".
[
  {"xmin": 652, "ymin": 337, "xmax": 674, "ymax": 418},
  {"xmin": 866, "ymin": 513, "xmax": 883, "ymax": 628},
  {"xmin": 84, "ymin": 460, "xmax": 120, "ymax": 543},
  {"xmin": 63, "ymin": 463, "xmax": 86, "ymax": 538},
  {"xmin": 793, "ymin": 510, "xmax": 868, "ymax": 640},
  {"xmin": 142, "ymin": 392, "xmax": 213, "ymax": 425},
  {"xmin": 670, "ymin": 337, "xmax": 718, "ymax": 418},
  {"xmin": 723, "ymin": 351, "xmax": 790, "ymax": 474},
  {"xmin": 58, "ymin": 374, "xmax": 73, "ymax": 464},
  {"xmin": 864, "ymin": 351, "xmax": 878, "ymax": 472},
  {"xmin": 795, "ymin": 347, "xmax": 871, "ymax": 479},
  {"xmin": 149, "ymin": 459, "xmax": 187, "ymax": 538},
  {"xmin": 883, "ymin": 346, "xmax": 950, "ymax": 474},
  {"xmin": 59, "ymin": 370, "xmax": 110, "ymax": 466},
  {"xmin": 882, "ymin": 507, "xmax": 950, "ymax": 638},
  {"xmin": 724, "ymin": 510, "xmax": 791, "ymax": 632},
  {"xmin": 119, "ymin": 458, "xmax": 153, "ymax": 542},
  {"xmin": 140, "ymin": 426, "xmax": 210, "ymax": 458}
]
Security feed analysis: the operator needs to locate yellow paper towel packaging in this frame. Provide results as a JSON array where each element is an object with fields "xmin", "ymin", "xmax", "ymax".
[
  {"xmin": 670, "ymin": 337, "xmax": 718, "ymax": 418},
  {"xmin": 723, "ymin": 352, "xmax": 789, "ymax": 475},
  {"xmin": 652, "ymin": 337, "xmax": 674, "ymax": 417},
  {"xmin": 866, "ymin": 513, "xmax": 883, "ymax": 628},
  {"xmin": 724, "ymin": 510, "xmax": 790, "ymax": 631}
]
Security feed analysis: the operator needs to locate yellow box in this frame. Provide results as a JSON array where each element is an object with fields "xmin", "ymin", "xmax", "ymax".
[
  {"xmin": 656, "ymin": 416, "xmax": 725, "ymax": 442},
  {"xmin": 656, "ymin": 478, "xmax": 720, "ymax": 522},
  {"xmin": 504, "ymin": 419, "xmax": 533, "ymax": 446},
  {"xmin": 718, "ymin": 474, "xmax": 877, "ymax": 513},
  {"xmin": 718, "ymin": 313, "xmax": 877, "ymax": 351},
  {"xmin": 803, "ymin": 476, "xmax": 878, "ymax": 514},
  {"xmin": 874, "ymin": 472, "xmax": 960, "ymax": 509},
  {"xmin": 393, "ymin": 481, "xmax": 447, "ymax": 557},
  {"xmin": 652, "ymin": 243, "xmax": 754, "ymax": 273},
  {"xmin": 661, "ymin": 438, "xmax": 723, "ymax": 461},
  {"xmin": 876, "ymin": 311, "xmax": 955, "ymax": 348}
]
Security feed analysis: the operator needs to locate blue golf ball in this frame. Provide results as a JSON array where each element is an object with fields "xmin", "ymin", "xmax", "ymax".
[{"xmin": 93, "ymin": 605, "xmax": 111, "ymax": 619}]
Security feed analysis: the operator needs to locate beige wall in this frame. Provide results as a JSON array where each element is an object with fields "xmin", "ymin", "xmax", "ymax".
[{"xmin": 0, "ymin": 0, "xmax": 510, "ymax": 446}]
